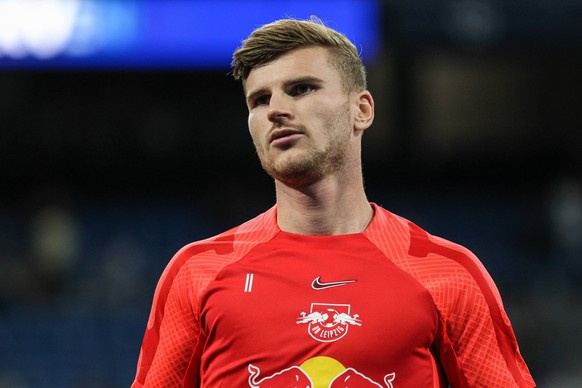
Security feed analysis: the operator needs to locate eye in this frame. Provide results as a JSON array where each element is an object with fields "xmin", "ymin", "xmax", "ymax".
[
  {"xmin": 250, "ymin": 94, "xmax": 270, "ymax": 108},
  {"xmin": 290, "ymin": 84, "xmax": 316, "ymax": 96}
]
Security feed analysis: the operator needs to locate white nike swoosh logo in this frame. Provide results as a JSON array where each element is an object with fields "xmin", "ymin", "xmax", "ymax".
[{"xmin": 311, "ymin": 276, "xmax": 357, "ymax": 290}]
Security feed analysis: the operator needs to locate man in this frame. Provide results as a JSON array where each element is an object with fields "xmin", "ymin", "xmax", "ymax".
[{"xmin": 132, "ymin": 18, "xmax": 535, "ymax": 387}]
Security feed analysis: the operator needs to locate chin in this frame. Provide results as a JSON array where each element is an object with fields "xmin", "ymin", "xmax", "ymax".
[
  {"xmin": 260, "ymin": 147, "xmax": 343, "ymax": 186},
  {"xmin": 269, "ymin": 162, "xmax": 327, "ymax": 187}
]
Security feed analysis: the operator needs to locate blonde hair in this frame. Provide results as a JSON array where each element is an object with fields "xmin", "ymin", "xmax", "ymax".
[{"xmin": 231, "ymin": 17, "xmax": 367, "ymax": 92}]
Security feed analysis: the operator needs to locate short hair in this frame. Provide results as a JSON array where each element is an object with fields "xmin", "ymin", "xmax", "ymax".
[{"xmin": 231, "ymin": 17, "xmax": 367, "ymax": 92}]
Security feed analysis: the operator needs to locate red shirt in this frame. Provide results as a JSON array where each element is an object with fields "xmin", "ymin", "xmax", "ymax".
[{"xmin": 132, "ymin": 203, "xmax": 535, "ymax": 387}]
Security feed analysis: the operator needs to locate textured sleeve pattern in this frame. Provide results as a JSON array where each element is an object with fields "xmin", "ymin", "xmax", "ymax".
[
  {"xmin": 132, "ymin": 242, "xmax": 221, "ymax": 387},
  {"xmin": 132, "ymin": 207, "xmax": 279, "ymax": 387},
  {"xmin": 364, "ymin": 205, "xmax": 535, "ymax": 387},
  {"xmin": 410, "ymin": 227, "xmax": 531, "ymax": 387}
]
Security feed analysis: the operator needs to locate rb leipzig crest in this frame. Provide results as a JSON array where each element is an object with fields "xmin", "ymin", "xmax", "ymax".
[{"xmin": 297, "ymin": 303, "xmax": 361, "ymax": 342}]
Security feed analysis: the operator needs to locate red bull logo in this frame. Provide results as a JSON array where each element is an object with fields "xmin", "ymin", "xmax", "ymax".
[
  {"xmin": 248, "ymin": 364, "xmax": 312, "ymax": 387},
  {"xmin": 296, "ymin": 303, "xmax": 361, "ymax": 342},
  {"xmin": 248, "ymin": 356, "xmax": 395, "ymax": 388}
]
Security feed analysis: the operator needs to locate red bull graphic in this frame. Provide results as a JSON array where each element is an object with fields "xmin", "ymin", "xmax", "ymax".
[
  {"xmin": 248, "ymin": 356, "xmax": 395, "ymax": 388},
  {"xmin": 296, "ymin": 303, "xmax": 361, "ymax": 342},
  {"xmin": 330, "ymin": 368, "xmax": 395, "ymax": 388},
  {"xmin": 248, "ymin": 364, "xmax": 313, "ymax": 387}
]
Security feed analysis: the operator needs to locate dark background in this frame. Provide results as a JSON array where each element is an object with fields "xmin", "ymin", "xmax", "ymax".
[{"xmin": 1, "ymin": 1, "xmax": 582, "ymax": 386}]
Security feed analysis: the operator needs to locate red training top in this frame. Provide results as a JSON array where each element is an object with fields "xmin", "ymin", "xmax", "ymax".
[{"xmin": 132, "ymin": 203, "xmax": 535, "ymax": 387}]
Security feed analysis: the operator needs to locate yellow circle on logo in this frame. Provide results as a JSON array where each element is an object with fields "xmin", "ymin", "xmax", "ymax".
[{"xmin": 299, "ymin": 356, "xmax": 346, "ymax": 388}]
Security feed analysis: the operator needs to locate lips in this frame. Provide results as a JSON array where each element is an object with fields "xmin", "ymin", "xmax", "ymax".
[{"xmin": 269, "ymin": 128, "xmax": 304, "ymax": 146}]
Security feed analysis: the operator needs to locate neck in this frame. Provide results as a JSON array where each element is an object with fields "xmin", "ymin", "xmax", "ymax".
[{"xmin": 274, "ymin": 170, "xmax": 373, "ymax": 235}]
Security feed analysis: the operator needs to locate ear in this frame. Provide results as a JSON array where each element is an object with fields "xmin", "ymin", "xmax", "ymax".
[{"xmin": 353, "ymin": 90, "xmax": 374, "ymax": 132}]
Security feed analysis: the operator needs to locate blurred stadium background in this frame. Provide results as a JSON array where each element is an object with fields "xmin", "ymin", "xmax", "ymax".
[{"xmin": 0, "ymin": 0, "xmax": 581, "ymax": 386}]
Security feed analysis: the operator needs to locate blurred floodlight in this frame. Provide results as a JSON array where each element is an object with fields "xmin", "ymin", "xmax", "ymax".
[
  {"xmin": 0, "ymin": 0, "xmax": 380, "ymax": 69},
  {"xmin": 0, "ymin": 0, "xmax": 81, "ymax": 59}
]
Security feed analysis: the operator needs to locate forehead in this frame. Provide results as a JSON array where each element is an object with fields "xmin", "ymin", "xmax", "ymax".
[{"xmin": 245, "ymin": 46, "xmax": 341, "ymax": 92}]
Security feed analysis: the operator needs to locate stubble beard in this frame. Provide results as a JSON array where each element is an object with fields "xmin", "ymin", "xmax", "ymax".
[{"xmin": 255, "ymin": 104, "xmax": 352, "ymax": 188}]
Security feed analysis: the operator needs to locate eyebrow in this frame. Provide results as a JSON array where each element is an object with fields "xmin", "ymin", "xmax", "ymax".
[{"xmin": 245, "ymin": 76, "xmax": 324, "ymax": 105}]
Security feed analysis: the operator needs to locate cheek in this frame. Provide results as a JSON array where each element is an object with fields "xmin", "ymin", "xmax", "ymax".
[
  {"xmin": 247, "ymin": 115, "xmax": 264, "ymax": 149},
  {"xmin": 247, "ymin": 115, "xmax": 253, "ymax": 134},
  {"xmin": 248, "ymin": 114, "xmax": 258, "ymax": 137}
]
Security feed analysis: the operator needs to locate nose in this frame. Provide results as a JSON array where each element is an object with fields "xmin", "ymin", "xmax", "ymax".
[{"xmin": 267, "ymin": 93, "xmax": 293, "ymax": 124}]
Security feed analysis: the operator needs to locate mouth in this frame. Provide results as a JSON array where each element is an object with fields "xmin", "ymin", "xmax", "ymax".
[{"xmin": 269, "ymin": 128, "xmax": 304, "ymax": 147}]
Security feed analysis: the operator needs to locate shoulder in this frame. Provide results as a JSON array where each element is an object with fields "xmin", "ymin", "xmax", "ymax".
[
  {"xmin": 367, "ymin": 204, "xmax": 502, "ymax": 310},
  {"xmin": 144, "ymin": 207, "xmax": 279, "ymax": 323},
  {"xmin": 404, "ymin": 219, "xmax": 508, "ymax": 334},
  {"xmin": 160, "ymin": 206, "xmax": 280, "ymax": 292},
  {"xmin": 407, "ymin": 220, "xmax": 500, "ymax": 300},
  {"xmin": 369, "ymin": 203, "xmax": 480, "ymax": 262}
]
